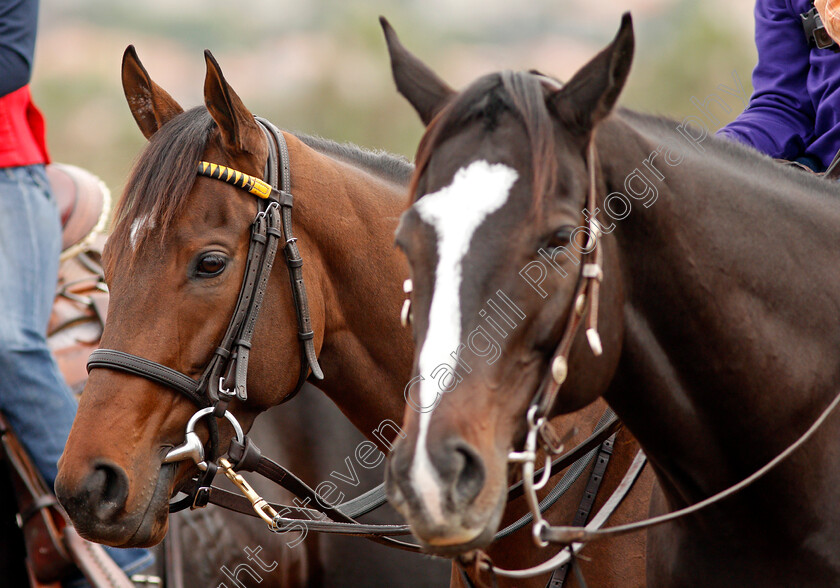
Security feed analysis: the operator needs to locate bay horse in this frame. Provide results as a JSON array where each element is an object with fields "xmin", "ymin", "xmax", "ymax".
[
  {"xmin": 381, "ymin": 11, "xmax": 840, "ymax": 588},
  {"xmin": 23, "ymin": 236, "xmax": 436, "ymax": 586},
  {"xmin": 53, "ymin": 46, "xmax": 648, "ymax": 587}
]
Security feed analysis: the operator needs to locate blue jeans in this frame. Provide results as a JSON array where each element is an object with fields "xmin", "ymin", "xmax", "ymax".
[{"xmin": 0, "ymin": 165, "xmax": 152, "ymax": 578}]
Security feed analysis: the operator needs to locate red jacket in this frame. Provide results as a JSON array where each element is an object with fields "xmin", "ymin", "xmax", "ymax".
[{"xmin": 0, "ymin": 85, "xmax": 50, "ymax": 167}]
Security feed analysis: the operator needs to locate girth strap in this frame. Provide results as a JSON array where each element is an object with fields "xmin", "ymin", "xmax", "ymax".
[{"xmin": 547, "ymin": 433, "xmax": 616, "ymax": 588}]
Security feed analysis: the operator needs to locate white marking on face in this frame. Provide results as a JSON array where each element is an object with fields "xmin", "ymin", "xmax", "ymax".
[
  {"xmin": 410, "ymin": 160, "xmax": 518, "ymax": 523},
  {"xmin": 129, "ymin": 214, "xmax": 154, "ymax": 251}
]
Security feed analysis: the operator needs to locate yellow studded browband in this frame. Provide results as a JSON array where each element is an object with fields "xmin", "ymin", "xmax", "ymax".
[{"xmin": 197, "ymin": 161, "xmax": 274, "ymax": 199}]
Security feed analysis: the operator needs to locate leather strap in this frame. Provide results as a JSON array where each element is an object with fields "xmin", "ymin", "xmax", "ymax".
[
  {"xmin": 506, "ymin": 414, "xmax": 620, "ymax": 503},
  {"xmin": 256, "ymin": 117, "xmax": 324, "ymax": 391},
  {"xmin": 201, "ymin": 480, "xmax": 389, "ymax": 521},
  {"xmin": 64, "ymin": 526, "xmax": 135, "ymax": 588},
  {"xmin": 87, "ymin": 349, "xmax": 205, "ymax": 406},
  {"xmin": 182, "ymin": 437, "xmax": 423, "ymax": 551},
  {"xmin": 485, "ymin": 451, "xmax": 647, "ymax": 580},
  {"xmin": 202, "ymin": 486, "xmax": 411, "ymax": 536},
  {"xmin": 532, "ymin": 141, "xmax": 603, "ymax": 422},
  {"xmin": 547, "ymin": 434, "xmax": 616, "ymax": 588},
  {"xmin": 203, "ymin": 206, "xmax": 271, "ymax": 404}
]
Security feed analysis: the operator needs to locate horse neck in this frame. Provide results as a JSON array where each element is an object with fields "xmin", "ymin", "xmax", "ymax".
[
  {"xmin": 286, "ymin": 135, "xmax": 413, "ymax": 444},
  {"xmin": 596, "ymin": 113, "xmax": 840, "ymax": 507}
]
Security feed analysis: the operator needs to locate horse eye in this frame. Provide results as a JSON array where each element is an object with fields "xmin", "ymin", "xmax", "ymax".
[
  {"xmin": 544, "ymin": 225, "xmax": 575, "ymax": 251},
  {"xmin": 195, "ymin": 253, "xmax": 227, "ymax": 277}
]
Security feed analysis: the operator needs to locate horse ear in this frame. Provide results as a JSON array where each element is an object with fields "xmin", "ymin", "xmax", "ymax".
[
  {"xmin": 121, "ymin": 45, "xmax": 184, "ymax": 140},
  {"xmin": 380, "ymin": 16, "xmax": 455, "ymax": 126},
  {"xmin": 203, "ymin": 50, "xmax": 262, "ymax": 155},
  {"xmin": 550, "ymin": 13, "xmax": 634, "ymax": 134}
]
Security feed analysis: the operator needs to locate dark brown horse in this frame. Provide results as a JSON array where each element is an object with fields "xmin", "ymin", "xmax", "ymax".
[
  {"xmin": 53, "ymin": 47, "xmax": 648, "ymax": 587},
  {"xmin": 381, "ymin": 12, "xmax": 840, "ymax": 588}
]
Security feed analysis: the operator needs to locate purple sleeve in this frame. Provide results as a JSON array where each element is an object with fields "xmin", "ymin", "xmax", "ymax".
[{"xmin": 717, "ymin": 0, "xmax": 815, "ymax": 159}]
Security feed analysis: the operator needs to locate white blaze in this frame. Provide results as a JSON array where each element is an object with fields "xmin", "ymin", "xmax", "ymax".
[
  {"xmin": 129, "ymin": 214, "xmax": 154, "ymax": 251},
  {"xmin": 411, "ymin": 160, "xmax": 518, "ymax": 523}
]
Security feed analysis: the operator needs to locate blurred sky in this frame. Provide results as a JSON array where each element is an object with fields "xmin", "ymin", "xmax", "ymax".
[{"xmin": 31, "ymin": 0, "xmax": 757, "ymax": 194}]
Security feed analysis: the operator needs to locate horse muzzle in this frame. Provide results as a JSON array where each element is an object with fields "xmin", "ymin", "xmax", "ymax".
[
  {"xmin": 385, "ymin": 433, "xmax": 506, "ymax": 553},
  {"xmin": 55, "ymin": 457, "xmax": 176, "ymax": 547}
]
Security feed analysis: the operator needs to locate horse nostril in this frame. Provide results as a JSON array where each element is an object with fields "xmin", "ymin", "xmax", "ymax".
[
  {"xmin": 452, "ymin": 442, "xmax": 485, "ymax": 508},
  {"xmin": 87, "ymin": 460, "xmax": 130, "ymax": 520}
]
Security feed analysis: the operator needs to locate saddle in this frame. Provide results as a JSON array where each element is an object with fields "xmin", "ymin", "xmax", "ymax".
[
  {"xmin": 47, "ymin": 235, "xmax": 108, "ymax": 395},
  {"xmin": 46, "ymin": 162, "xmax": 111, "ymax": 261}
]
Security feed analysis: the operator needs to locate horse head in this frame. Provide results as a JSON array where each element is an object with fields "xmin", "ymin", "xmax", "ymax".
[
  {"xmin": 381, "ymin": 15, "xmax": 634, "ymax": 554},
  {"xmin": 55, "ymin": 47, "xmax": 324, "ymax": 547}
]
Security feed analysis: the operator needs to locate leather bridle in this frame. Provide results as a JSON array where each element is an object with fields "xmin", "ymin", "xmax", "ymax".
[{"xmin": 86, "ymin": 117, "xmax": 323, "ymax": 511}]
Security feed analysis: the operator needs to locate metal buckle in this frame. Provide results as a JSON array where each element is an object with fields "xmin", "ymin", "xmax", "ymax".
[
  {"xmin": 163, "ymin": 407, "xmax": 245, "ymax": 470},
  {"xmin": 192, "ymin": 485, "xmax": 211, "ymax": 508},
  {"xmin": 218, "ymin": 377, "xmax": 235, "ymax": 399}
]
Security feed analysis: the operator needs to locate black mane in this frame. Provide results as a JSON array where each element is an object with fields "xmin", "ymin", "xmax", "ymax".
[{"xmin": 296, "ymin": 133, "xmax": 412, "ymax": 185}]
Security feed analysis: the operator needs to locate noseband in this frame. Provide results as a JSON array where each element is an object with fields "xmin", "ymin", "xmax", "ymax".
[{"xmin": 86, "ymin": 117, "xmax": 323, "ymax": 510}]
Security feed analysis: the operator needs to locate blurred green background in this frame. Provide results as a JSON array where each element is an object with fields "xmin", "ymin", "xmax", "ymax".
[{"xmin": 32, "ymin": 0, "xmax": 757, "ymax": 199}]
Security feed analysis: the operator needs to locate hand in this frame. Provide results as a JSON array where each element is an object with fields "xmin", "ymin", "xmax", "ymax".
[{"xmin": 816, "ymin": 0, "xmax": 840, "ymax": 44}]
